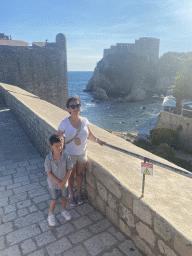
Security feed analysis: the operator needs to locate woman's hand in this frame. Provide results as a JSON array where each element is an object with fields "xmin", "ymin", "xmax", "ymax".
[{"xmin": 97, "ymin": 138, "xmax": 106, "ymax": 146}]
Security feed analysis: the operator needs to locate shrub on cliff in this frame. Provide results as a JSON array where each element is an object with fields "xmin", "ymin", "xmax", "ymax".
[
  {"xmin": 150, "ymin": 128, "xmax": 179, "ymax": 148},
  {"xmin": 152, "ymin": 143, "xmax": 175, "ymax": 161}
]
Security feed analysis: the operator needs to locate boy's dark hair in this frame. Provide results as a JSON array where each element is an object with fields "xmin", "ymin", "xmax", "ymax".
[
  {"xmin": 49, "ymin": 135, "xmax": 64, "ymax": 145},
  {"xmin": 66, "ymin": 95, "xmax": 81, "ymax": 108}
]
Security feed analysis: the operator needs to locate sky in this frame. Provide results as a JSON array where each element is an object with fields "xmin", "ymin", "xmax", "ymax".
[{"xmin": 1, "ymin": 0, "xmax": 192, "ymax": 71}]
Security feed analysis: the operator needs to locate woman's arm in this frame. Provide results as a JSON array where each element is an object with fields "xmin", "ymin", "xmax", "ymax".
[{"xmin": 88, "ymin": 127, "xmax": 105, "ymax": 146}]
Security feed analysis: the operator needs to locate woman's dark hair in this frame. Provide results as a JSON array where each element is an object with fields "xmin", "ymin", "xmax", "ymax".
[
  {"xmin": 66, "ymin": 95, "xmax": 81, "ymax": 108},
  {"xmin": 49, "ymin": 135, "xmax": 64, "ymax": 145}
]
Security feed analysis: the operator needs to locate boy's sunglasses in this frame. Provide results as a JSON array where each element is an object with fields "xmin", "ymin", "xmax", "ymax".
[{"xmin": 69, "ymin": 104, "xmax": 81, "ymax": 109}]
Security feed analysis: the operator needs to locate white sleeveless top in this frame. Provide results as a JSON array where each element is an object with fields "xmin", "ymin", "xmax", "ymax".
[{"xmin": 58, "ymin": 117, "xmax": 90, "ymax": 155}]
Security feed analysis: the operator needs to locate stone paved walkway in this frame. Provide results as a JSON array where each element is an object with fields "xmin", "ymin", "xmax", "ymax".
[{"xmin": 0, "ymin": 97, "xmax": 142, "ymax": 256}]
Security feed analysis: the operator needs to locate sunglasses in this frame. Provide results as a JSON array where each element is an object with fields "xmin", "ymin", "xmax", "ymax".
[{"xmin": 69, "ymin": 104, "xmax": 81, "ymax": 109}]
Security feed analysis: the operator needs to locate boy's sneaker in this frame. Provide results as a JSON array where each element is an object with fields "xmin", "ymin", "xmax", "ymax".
[
  {"xmin": 47, "ymin": 213, "xmax": 56, "ymax": 226},
  {"xmin": 77, "ymin": 195, "xmax": 83, "ymax": 205},
  {"xmin": 61, "ymin": 210, "xmax": 71, "ymax": 221},
  {"xmin": 69, "ymin": 196, "xmax": 76, "ymax": 206}
]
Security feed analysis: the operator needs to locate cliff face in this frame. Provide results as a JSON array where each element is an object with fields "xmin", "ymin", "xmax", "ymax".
[{"xmin": 84, "ymin": 53, "xmax": 160, "ymax": 101}]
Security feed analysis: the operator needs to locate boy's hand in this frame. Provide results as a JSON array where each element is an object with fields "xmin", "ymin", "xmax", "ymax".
[{"xmin": 58, "ymin": 181, "xmax": 66, "ymax": 188}]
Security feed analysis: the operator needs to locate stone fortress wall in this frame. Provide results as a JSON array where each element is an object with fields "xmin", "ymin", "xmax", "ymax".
[
  {"xmin": 0, "ymin": 82, "xmax": 191, "ymax": 256},
  {"xmin": 0, "ymin": 33, "xmax": 68, "ymax": 109},
  {"xmin": 103, "ymin": 37, "xmax": 160, "ymax": 63}
]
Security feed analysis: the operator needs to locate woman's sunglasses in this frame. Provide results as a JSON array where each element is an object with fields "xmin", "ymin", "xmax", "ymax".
[{"xmin": 69, "ymin": 104, "xmax": 81, "ymax": 109}]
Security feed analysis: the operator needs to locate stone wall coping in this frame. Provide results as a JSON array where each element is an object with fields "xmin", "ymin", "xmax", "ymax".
[{"xmin": 0, "ymin": 82, "xmax": 192, "ymax": 243}]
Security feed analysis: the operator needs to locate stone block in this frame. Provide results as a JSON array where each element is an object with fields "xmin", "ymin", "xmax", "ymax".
[
  {"xmin": 86, "ymin": 184, "xmax": 96, "ymax": 201},
  {"xmin": 6, "ymin": 224, "xmax": 41, "ymax": 245},
  {"xmin": 0, "ymin": 175, "xmax": 12, "ymax": 182},
  {"xmin": 86, "ymin": 171, "xmax": 96, "ymax": 189},
  {"xmin": 106, "ymin": 206, "xmax": 119, "ymax": 226},
  {"xmin": 72, "ymin": 216, "xmax": 92, "ymax": 229},
  {"xmin": 97, "ymin": 181, "xmax": 108, "ymax": 201},
  {"xmin": 93, "ymin": 164, "xmax": 121, "ymax": 198},
  {"xmin": 158, "ymin": 240, "xmax": 177, "ymax": 256},
  {"xmin": 0, "ymin": 197, "xmax": 8, "ymax": 207},
  {"xmin": 56, "ymin": 223, "xmax": 75, "ymax": 238},
  {"xmin": 102, "ymin": 248, "xmax": 124, "ymax": 256},
  {"xmin": 28, "ymin": 249, "xmax": 45, "ymax": 256},
  {"xmin": 119, "ymin": 240, "xmax": 142, "ymax": 256},
  {"xmin": 119, "ymin": 219, "xmax": 131, "ymax": 237},
  {"xmin": 14, "ymin": 175, "xmax": 29, "ymax": 183},
  {"xmin": 13, "ymin": 182, "xmax": 40, "ymax": 194},
  {"xmin": 26, "ymin": 164, "xmax": 38, "ymax": 170},
  {"xmin": 28, "ymin": 187, "xmax": 47, "ymax": 198},
  {"xmin": 108, "ymin": 193, "xmax": 117, "ymax": 211},
  {"xmin": 68, "ymin": 228, "xmax": 91, "ymax": 244},
  {"xmin": 84, "ymin": 232, "xmax": 117, "ymax": 256},
  {"xmin": 35, "ymin": 230, "xmax": 56, "ymax": 246},
  {"xmin": 96, "ymin": 195, "xmax": 106, "ymax": 214},
  {"xmin": 133, "ymin": 199, "xmax": 152, "ymax": 226},
  {"xmin": 154, "ymin": 217, "xmax": 172, "ymax": 241},
  {"xmin": 119, "ymin": 203, "xmax": 135, "ymax": 228},
  {"xmin": 14, "ymin": 211, "xmax": 44, "ymax": 228},
  {"xmin": 9, "ymin": 192, "xmax": 28, "ymax": 204},
  {"xmin": 88, "ymin": 211, "xmax": 103, "ymax": 222},
  {"xmin": 174, "ymin": 235, "xmax": 192, "ymax": 256},
  {"xmin": 33, "ymin": 193, "xmax": 50, "ymax": 203},
  {"xmin": 0, "ymin": 189, "xmax": 13, "ymax": 199},
  {"xmin": 0, "ymin": 236, "xmax": 5, "ymax": 250},
  {"xmin": 136, "ymin": 222, "xmax": 156, "ymax": 246},
  {"xmin": 0, "ymin": 179, "xmax": 13, "ymax": 187},
  {"xmin": 76, "ymin": 203, "xmax": 94, "ymax": 216},
  {"xmin": 17, "ymin": 199, "xmax": 32, "ymax": 209},
  {"xmin": 132, "ymin": 235, "xmax": 155, "ymax": 256},
  {"xmin": 46, "ymin": 237, "xmax": 72, "ymax": 256},
  {"xmin": 2, "ymin": 211, "xmax": 17, "ymax": 223},
  {"xmin": 4, "ymin": 204, "xmax": 16, "ymax": 214},
  {"xmin": 7, "ymin": 183, "xmax": 22, "ymax": 189},
  {"xmin": 18, "ymin": 208, "xmax": 29, "ymax": 217},
  {"xmin": 86, "ymin": 159, "xmax": 93, "ymax": 172},
  {"xmin": 108, "ymin": 227, "xmax": 126, "ymax": 242},
  {"xmin": 62, "ymin": 244, "xmax": 87, "ymax": 256},
  {"xmin": 89, "ymin": 219, "xmax": 111, "ymax": 234},
  {"xmin": 21, "ymin": 238, "xmax": 36, "ymax": 254},
  {"xmin": 0, "ymin": 245, "xmax": 20, "ymax": 256}
]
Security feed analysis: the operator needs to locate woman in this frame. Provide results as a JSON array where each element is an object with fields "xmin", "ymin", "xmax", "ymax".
[{"xmin": 57, "ymin": 95, "xmax": 105, "ymax": 206}]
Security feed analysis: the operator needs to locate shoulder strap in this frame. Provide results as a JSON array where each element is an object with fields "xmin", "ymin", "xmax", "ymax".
[{"xmin": 65, "ymin": 118, "xmax": 82, "ymax": 145}]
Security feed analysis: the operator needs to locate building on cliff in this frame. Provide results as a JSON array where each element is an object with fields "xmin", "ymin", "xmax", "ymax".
[
  {"xmin": 103, "ymin": 37, "xmax": 160, "ymax": 63},
  {"xmin": 0, "ymin": 33, "xmax": 68, "ymax": 109}
]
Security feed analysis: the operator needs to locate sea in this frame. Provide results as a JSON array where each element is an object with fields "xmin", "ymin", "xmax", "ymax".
[{"xmin": 68, "ymin": 71, "xmax": 163, "ymax": 136}]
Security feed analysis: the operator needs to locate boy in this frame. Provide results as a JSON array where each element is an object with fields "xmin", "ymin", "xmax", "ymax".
[{"xmin": 44, "ymin": 135, "xmax": 73, "ymax": 226}]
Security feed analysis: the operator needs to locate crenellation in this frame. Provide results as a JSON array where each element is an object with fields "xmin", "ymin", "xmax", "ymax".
[{"xmin": 103, "ymin": 37, "xmax": 160, "ymax": 63}]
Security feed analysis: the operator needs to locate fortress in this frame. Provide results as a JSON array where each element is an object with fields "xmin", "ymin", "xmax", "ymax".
[
  {"xmin": 103, "ymin": 37, "xmax": 160, "ymax": 63},
  {"xmin": 0, "ymin": 33, "xmax": 68, "ymax": 109}
]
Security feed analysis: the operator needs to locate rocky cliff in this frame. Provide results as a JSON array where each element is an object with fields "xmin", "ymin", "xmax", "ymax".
[{"xmin": 84, "ymin": 53, "xmax": 172, "ymax": 101}]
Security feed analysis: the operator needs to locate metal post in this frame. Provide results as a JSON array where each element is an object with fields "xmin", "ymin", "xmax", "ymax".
[{"xmin": 141, "ymin": 157, "xmax": 149, "ymax": 198}]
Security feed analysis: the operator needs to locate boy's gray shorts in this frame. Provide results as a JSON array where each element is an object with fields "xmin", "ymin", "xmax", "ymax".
[{"xmin": 49, "ymin": 187, "xmax": 68, "ymax": 200}]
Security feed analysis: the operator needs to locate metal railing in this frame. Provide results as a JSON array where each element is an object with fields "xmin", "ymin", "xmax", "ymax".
[{"xmin": 103, "ymin": 143, "xmax": 192, "ymax": 179}]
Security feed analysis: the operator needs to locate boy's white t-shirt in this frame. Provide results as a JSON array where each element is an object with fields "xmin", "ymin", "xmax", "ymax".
[{"xmin": 58, "ymin": 117, "xmax": 90, "ymax": 155}]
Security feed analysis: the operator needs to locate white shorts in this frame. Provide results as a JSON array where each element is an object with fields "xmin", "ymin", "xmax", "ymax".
[{"xmin": 69, "ymin": 152, "xmax": 87, "ymax": 165}]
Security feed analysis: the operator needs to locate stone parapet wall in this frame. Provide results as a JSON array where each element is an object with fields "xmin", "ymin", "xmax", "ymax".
[
  {"xmin": 0, "ymin": 33, "xmax": 68, "ymax": 110},
  {"xmin": 0, "ymin": 83, "xmax": 192, "ymax": 256},
  {"xmin": 156, "ymin": 111, "xmax": 192, "ymax": 151}
]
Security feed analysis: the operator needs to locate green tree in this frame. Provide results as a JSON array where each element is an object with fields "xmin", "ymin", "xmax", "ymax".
[{"xmin": 173, "ymin": 58, "xmax": 192, "ymax": 102}]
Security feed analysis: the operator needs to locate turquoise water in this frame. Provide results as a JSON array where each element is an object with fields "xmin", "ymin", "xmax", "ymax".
[{"xmin": 68, "ymin": 71, "xmax": 163, "ymax": 134}]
